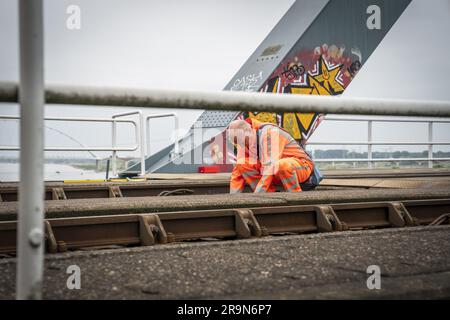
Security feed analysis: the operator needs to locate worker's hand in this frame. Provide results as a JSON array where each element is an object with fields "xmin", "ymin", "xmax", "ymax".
[{"xmin": 261, "ymin": 164, "xmax": 277, "ymax": 176}]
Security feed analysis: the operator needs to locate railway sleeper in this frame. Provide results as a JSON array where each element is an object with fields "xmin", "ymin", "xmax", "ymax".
[
  {"xmin": 51, "ymin": 187, "xmax": 67, "ymax": 200},
  {"xmin": 109, "ymin": 186, "xmax": 123, "ymax": 198}
]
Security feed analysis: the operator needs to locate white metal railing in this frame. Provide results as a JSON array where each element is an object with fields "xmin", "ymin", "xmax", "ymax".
[
  {"xmin": 2, "ymin": 114, "xmax": 449, "ymax": 172},
  {"xmin": 146, "ymin": 112, "xmax": 179, "ymax": 160},
  {"xmin": 0, "ymin": 114, "xmax": 142, "ymax": 173},
  {"xmin": 16, "ymin": 0, "xmax": 44, "ymax": 300},
  {"xmin": 2, "ymin": 81, "xmax": 450, "ymax": 117},
  {"xmin": 0, "ymin": 115, "xmax": 138, "ymax": 151},
  {"xmin": 0, "ymin": 112, "xmax": 182, "ymax": 177},
  {"xmin": 111, "ymin": 111, "xmax": 145, "ymax": 177},
  {"xmin": 307, "ymin": 115, "xmax": 450, "ymax": 168}
]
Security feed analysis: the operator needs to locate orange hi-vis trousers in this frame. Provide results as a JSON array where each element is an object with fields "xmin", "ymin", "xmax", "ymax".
[{"xmin": 230, "ymin": 157, "xmax": 313, "ymax": 193}]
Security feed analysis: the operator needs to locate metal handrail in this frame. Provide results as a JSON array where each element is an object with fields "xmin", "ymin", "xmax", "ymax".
[
  {"xmin": 2, "ymin": 81, "xmax": 450, "ymax": 117},
  {"xmin": 111, "ymin": 111, "xmax": 145, "ymax": 177},
  {"xmin": 322, "ymin": 115, "xmax": 450, "ymax": 123},
  {"xmin": 0, "ymin": 113, "xmax": 177, "ymax": 177},
  {"xmin": 309, "ymin": 141, "xmax": 450, "ymax": 145},
  {"xmin": 0, "ymin": 113, "xmax": 140, "ymax": 178},
  {"xmin": 314, "ymin": 157, "xmax": 450, "ymax": 162},
  {"xmin": 0, "ymin": 115, "xmax": 138, "ymax": 152},
  {"xmin": 146, "ymin": 113, "xmax": 179, "ymax": 158},
  {"xmin": 307, "ymin": 116, "xmax": 450, "ymax": 168}
]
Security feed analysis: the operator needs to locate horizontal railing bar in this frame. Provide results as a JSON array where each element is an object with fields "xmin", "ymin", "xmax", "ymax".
[
  {"xmin": 147, "ymin": 112, "xmax": 177, "ymax": 119},
  {"xmin": 314, "ymin": 157, "xmax": 450, "ymax": 162},
  {"xmin": 323, "ymin": 115, "xmax": 450, "ymax": 123},
  {"xmin": 308, "ymin": 141, "xmax": 450, "ymax": 145},
  {"xmin": 0, "ymin": 146, "xmax": 138, "ymax": 151},
  {"xmin": 5, "ymin": 114, "xmax": 448, "ymax": 124},
  {"xmin": 0, "ymin": 115, "xmax": 138, "ymax": 154},
  {"xmin": 1, "ymin": 81, "xmax": 450, "ymax": 117},
  {"xmin": 112, "ymin": 111, "xmax": 142, "ymax": 119},
  {"xmin": 0, "ymin": 115, "xmax": 134, "ymax": 124}
]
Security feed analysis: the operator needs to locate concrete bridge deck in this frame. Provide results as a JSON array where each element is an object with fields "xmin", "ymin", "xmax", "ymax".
[
  {"xmin": 0, "ymin": 225, "xmax": 449, "ymax": 299},
  {"xmin": 1, "ymin": 168, "xmax": 449, "ymax": 299}
]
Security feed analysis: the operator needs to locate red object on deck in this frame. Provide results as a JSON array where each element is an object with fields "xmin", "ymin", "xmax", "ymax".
[{"xmin": 198, "ymin": 165, "xmax": 220, "ymax": 173}]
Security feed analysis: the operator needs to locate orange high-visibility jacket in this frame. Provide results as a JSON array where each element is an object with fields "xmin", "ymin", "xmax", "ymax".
[{"xmin": 230, "ymin": 118, "xmax": 312, "ymax": 193}]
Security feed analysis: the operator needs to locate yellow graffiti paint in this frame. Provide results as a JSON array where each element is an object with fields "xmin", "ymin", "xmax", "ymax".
[
  {"xmin": 282, "ymin": 113, "xmax": 301, "ymax": 139},
  {"xmin": 248, "ymin": 112, "xmax": 277, "ymax": 124},
  {"xmin": 314, "ymin": 63, "xmax": 344, "ymax": 94},
  {"xmin": 297, "ymin": 113, "xmax": 315, "ymax": 132},
  {"xmin": 246, "ymin": 55, "xmax": 346, "ymax": 140},
  {"xmin": 307, "ymin": 76, "xmax": 333, "ymax": 95},
  {"xmin": 272, "ymin": 77, "xmax": 279, "ymax": 93}
]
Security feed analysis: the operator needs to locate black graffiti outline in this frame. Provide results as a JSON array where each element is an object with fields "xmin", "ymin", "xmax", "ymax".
[
  {"xmin": 347, "ymin": 60, "xmax": 361, "ymax": 77},
  {"xmin": 281, "ymin": 63, "xmax": 305, "ymax": 80}
]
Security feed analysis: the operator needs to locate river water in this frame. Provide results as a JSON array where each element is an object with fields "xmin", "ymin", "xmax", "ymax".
[{"xmin": 0, "ymin": 163, "xmax": 108, "ymax": 182}]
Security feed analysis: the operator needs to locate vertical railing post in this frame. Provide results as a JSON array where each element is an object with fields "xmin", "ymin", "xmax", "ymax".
[
  {"xmin": 146, "ymin": 117, "xmax": 151, "ymax": 157},
  {"xmin": 111, "ymin": 119, "xmax": 117, "ymax": 177},
  {"xmin": 428, "ymin": 122, "xmax": 433, "ymax": 168},
  {"xmin": 139, "ymin": 112, "xmax": 145, "ymax": 177},
  {"xmin": 17, "ymin": 0, "xmax": 45, "ymax": 300},
  {"xmin": 112, "ymin": 111, "xmax": 145, "ymax": 176},
  {"xmin": 146, "ymin": 113, "xmax": 179, "ymax": 160},
  {"xmin": 173, "ymin": 114, "xmax": 180, "ymax": 156},
  {"xmin": 368, "ymin": 120, "xmax": 373, "ymax": 169}
]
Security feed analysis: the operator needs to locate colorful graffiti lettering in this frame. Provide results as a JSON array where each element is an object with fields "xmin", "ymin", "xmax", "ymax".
[{"xmin": 244, "ymin": 44, "xmax": 361, "ymax": 142}]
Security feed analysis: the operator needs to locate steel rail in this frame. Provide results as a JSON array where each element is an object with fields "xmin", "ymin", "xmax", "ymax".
[
  {"xmin": 1, "ymin": 170, "xmax": 450, "ymax": 202},
  {"xmin": 0, "ymin": 171, "xmax": 450, "ymax": 203},
  {"xmin": 0, "ymin": 198, "xmax": 448, "ymax": 255},
  {"xmin": 0, "ymin": 181, "xmax": 233, "ymax": 202}
]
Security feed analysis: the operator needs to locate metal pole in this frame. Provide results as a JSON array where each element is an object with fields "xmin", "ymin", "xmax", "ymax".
[
  {"xmin": 368, "ymin": 120, "xmax": 373, "ymax": 169},
  {"xmin": 17, "ymin": 0, "xmax": 44, "ymax": 300},
  {"xmin": 2, "ymin": 81, "xmax": 450, "ymax": 117},
  {"xmin": 111, "ymin": 111, "xmax": 143, "ymax": 176},
  {"xmin": 173, "ymin": 114, "xmax": 180, "ymax": 155},
  {"xmin": 105, "ymin": 157, "xmax": 110, "ymax": 180},
  {"xmin": 428, "ymin": 122, "xmax": 433, "ymax": 169},
  {"xmin": 139, "ymin": 112, "xmax": 145, "ymax": 177},
  {"xmin": 145, "ymin": 113, "xmax": 179, "ymax": 157},
  {"xmin": 112, "ymin": 120, "xmax": 117, "ymax": 177}
]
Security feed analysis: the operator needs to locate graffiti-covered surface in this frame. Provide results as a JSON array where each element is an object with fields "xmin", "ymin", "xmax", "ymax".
[
  {"xmin": 242, "ymin": 0, "xmax": 411, "ymax": 143},
  {"xmin": 247, "ymin": 43, "xmax": 361, "ymax": 141},
  {"xmin": 121, "ymin": 0, "xmax": 412, "ymax": 175}
]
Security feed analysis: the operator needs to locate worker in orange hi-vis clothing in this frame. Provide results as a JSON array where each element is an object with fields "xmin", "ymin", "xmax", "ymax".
[{"xmin": 227, "ymin": 118, "xmax": 315, "ymax": 193}]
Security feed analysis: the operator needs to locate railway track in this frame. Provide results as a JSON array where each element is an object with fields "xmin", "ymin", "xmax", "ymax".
[
  {"xmin": 0, "ymin": 180, "xmax": 235, "ymax": 202},
  {"xmin": 1, "ymin": 169, "xmax": 450, "ymax": 202},
  {"xmin": 0, "ymin": 180, "xmax": 367, "ymax": 202},
  {"xmin": 1, "ymin": 198, "xmax": 449, "ymax": 255}
]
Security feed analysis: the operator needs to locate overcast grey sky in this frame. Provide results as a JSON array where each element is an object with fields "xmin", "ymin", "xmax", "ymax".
[{"xmin": 0, "ymin": 0, "xmax": 449, "ymax": 160}]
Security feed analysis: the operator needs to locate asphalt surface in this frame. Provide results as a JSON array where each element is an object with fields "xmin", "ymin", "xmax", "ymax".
[{"xmin": 1, "ymin": 225, "xmax": 449, "ymax": 299}]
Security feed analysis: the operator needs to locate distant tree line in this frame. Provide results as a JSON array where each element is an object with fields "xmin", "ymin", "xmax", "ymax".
[{"xmin": 311, "ymin": 149, "xmax": 450, "ymax": 159}]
